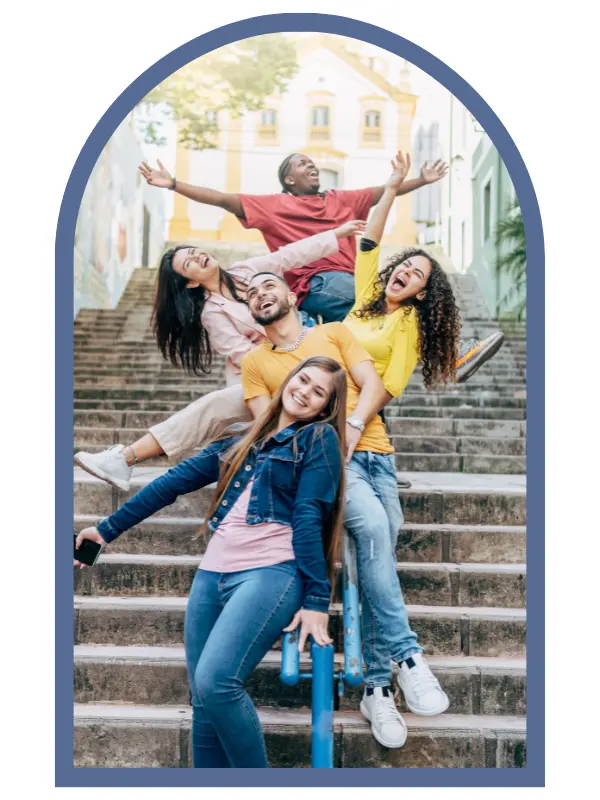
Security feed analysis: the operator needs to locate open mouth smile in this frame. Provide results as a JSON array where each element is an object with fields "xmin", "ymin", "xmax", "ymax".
[
  {"xmin": 391, "ymin": 274, "xmax": 408, "ymax": 291},
  {"xmin": 290, "ymin": 393, "xmax": 307, "ymax": 408},
  {"xmin": 259, "ymin": 298, "xmax": 277, "ymax": 312}
]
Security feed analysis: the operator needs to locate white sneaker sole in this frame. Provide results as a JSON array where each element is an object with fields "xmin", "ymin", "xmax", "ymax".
[
  {"xmin": 400, "ymin": 691, "xmax": 450, "ymax": 717},
  {"xmin": 359, "ymin": 699, "xmax": 407, "ymax": 749},
  {"xmin": 74, "ymin": 453, "xmax": 131, "ymax": 492}
]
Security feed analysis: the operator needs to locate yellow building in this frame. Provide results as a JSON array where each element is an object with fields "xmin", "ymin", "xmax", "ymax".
[{"xmin": 169, "ymin": 34, "xmax": 418, "ymax": 247}]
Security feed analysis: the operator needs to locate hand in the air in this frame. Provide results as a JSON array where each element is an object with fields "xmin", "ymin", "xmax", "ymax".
[
  {"xmin": 386, "ymin": 150, "xmax": 412, "ymax": 191},
  {"xmin": 138, "ymin": 159, "xmax": 174, "ymax": 188},
  {"xmin": 420, "ymin": 159, "xmax": 449, "ymax": 184}
]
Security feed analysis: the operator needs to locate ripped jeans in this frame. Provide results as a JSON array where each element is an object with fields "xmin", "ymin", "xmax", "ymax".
[{"xmin": 344, "ymin": 451, "xmax": 422, "ymax": 687}]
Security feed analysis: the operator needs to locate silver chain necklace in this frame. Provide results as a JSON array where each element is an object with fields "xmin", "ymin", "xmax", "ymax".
[{"xmin": 266, "ymin": 326, "xmax": 309, "ymax": 353}]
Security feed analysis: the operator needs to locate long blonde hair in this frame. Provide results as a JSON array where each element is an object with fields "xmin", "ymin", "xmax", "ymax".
[{"xmin": 202, "ymin": 356, "xmax": 348, "ymax": 580}]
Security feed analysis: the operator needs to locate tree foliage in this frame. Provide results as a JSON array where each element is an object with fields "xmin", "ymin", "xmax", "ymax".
[
  {"xmin": 137, "ymin": 35, "xmax": 299, "ymax": 149},
  {"xmin": 495, "ymin": 203, "xmax": 526, "ymax": 319}
]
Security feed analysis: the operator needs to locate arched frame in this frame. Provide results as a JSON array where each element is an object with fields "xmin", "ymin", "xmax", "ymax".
[{"xmin": 56, "ymin": 13, "xmax": 543, "ymax": 789}]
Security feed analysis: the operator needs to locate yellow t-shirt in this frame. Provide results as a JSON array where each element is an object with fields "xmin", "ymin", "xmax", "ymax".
[
  {"xmin": 343, "ymin": 243, "xmax": 420, "ymax": 398},
  {"xmin": 241, "ymin": 322, "xmax": 393, "ymax": 455}
]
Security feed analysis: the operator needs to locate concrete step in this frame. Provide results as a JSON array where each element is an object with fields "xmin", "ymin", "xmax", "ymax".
[
  {"xmin": 74, "ymin": 596, "xmax": 527, "ymax": 657},
  {"xmin": 74, "ymin": 645, "xmax": 526, "ymax": 716},
  {"xmin": 386, "ymin": 407, "xmax": 526, "ymax": 421},
  {"xmin": 74, "ymin": 516, "xmax": 527, "ymax": 563},
  {"xmin": 74, "ymin": 468, "xmax": 526, "ymax": 526},
  {"xmin": 73, "ymin": 703, "xmax": 526, "ymax": 768},
  {"xmin": 74, "ymin": 442, "xmax": 526, "ymax": 475},
  {"xmin": 73, "ymin": 554, "xmax": 526, "ymax": 609}
]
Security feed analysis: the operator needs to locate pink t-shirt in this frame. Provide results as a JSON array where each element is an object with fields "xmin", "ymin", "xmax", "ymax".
[{"xmin": 200, "ymin": 481, "xmax": 295, "ymax": 573}]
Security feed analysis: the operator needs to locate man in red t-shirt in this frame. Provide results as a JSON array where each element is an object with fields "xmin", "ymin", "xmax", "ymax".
[{"xmin": 139, "ymin": 153, "xmax": 504, "ymax": 382}]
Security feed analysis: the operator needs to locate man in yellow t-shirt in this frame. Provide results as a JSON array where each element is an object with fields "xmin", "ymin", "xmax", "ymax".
[{"xmin": 242, "ymin": 268, "xmax": 449, "ymax": 749}]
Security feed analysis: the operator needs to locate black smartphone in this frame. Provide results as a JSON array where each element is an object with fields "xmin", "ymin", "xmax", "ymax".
[{"xmin": 74, "ymin": 533, "xmax": 103, "ymax": 566}]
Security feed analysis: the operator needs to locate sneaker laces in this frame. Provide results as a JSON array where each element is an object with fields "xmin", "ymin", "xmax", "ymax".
[
  {"xmin": 374, "ymin": 694, "xmax": 401, "ymax": 724},
  {"xmin": 458, "ymin": 338, "xmax": 478, "ymax": 359},
  {"xmin": 405, "ymin": 662, "xmax": 441, "ymax": 698}
]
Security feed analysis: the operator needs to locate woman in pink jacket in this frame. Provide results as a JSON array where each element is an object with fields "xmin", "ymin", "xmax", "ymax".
[
  {"xmin": 75, "ymin": 221, "xmax": 365, "ymax": 487},
  {"xmin": 153, "ymin": 220, "xmax": 365, "ymax": 386}
]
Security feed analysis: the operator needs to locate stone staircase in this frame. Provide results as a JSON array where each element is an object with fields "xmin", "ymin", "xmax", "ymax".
[{"xmin": 73, "ymin": 264, "xmax": 527, "ymax": 769}]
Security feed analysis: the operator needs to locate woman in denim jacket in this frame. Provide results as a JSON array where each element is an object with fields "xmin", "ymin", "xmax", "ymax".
[{"xmin": 75, "ymin": 356, "xmax": 347, "ymax": 769}]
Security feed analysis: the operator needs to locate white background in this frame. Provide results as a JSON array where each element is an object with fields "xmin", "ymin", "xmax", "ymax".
[{"xmin": 2, "ymin": 0, "xmax": 596, "ymax": 797}]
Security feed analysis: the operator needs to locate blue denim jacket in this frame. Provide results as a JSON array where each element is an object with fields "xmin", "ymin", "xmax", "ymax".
[{"xmin": 97, "ymin": 422, "xmax": 343, "ymax": 613}]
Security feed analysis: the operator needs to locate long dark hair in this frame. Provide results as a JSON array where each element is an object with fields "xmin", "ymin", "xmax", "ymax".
[
  {"xmin": 202, "ymin": 356, "xmax": 348, "ymax": 582},
  {"xmin": 151, "ymin": 245, "xmax": 246, "ymax": 376},
  {"xmin": 353, "ymin": 247, "xmax": 461, "ymax": 389}
]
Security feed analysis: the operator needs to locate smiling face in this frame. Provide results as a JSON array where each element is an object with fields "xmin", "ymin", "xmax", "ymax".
[
  {"xmin": 281, "ymin": 366, "xmax": 334, "ymax": 422},
  {"xmin": 171, "ymin": 247, "xmax": 220, "ymax": 287},
  {"xmin": 385, "ymin": 254, "xmax": 432, "ymax": 307},
  {"xmin": 284, "ymin": 153, "xmax": 320, "ymax": 194},
  {"xmin": 247, "ymin": 273, "xmax": 295, "ymax": 325}
]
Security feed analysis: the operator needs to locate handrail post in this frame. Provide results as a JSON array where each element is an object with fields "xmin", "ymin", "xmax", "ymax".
[
  {"xmin": 281, "ymin": 630, "xmax": 300, "ymax": 685},
  {"xmin": 310, "ymin": 641, "xmax": 334, "ymax": 768},
  {"xmin": 342, "ymin": 529, "xmax": 364, "ymax": 686}
]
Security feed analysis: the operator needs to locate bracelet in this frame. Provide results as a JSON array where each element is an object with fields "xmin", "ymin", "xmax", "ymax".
[{"xmin": 169, "ymin": 177, "xmax": 177, "ymax": 191}]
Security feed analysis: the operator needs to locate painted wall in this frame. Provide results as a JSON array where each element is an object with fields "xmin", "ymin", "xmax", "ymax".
[
  {"xmin": 469, "ymin": 134, "xmax": 520, "ymax": 316},
  {"xmin": 74, "ymin": 115, "xmax": 165, "ymax": 315}
]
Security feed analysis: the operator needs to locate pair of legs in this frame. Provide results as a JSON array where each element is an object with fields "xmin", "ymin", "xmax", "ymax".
[
  {"xmin": 299, "ymin": 270, "xmax": 355, "ymax": 326},
  {"xmin": 185, "ymin": 561, "xmax": 302, "ymax": 768},
  {"xmin": 344, "ymin": 451, "xmax": 421, "ymax": 685}
]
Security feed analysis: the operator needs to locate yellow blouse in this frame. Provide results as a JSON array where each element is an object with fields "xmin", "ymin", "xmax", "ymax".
[{"xmin": 343, "ymin": 243, "xmax": 420, "ymax": 398}]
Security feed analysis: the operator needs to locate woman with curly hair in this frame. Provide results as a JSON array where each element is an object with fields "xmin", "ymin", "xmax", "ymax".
[{"xmin": 343, "ymin": 151, "xmax": 461, "ymax": 400}]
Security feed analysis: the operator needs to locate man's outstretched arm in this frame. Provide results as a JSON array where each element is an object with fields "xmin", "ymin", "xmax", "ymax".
[
  {"xmin": 139, "ymin": 160, "xmax": 245, "ymax": 218},
  {"xmin": 369, "ymin": 158, "xmax": 449, "ymax": 205}
]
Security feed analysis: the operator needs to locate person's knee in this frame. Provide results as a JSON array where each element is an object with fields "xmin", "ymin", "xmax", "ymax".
[{"xmin": 195, "ymin": 665, "xmax": 241, "ymax": 708}]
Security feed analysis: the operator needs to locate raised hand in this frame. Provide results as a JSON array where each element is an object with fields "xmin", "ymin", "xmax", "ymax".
[
  {"xmin": 283, "ymin": 608, "xmax": 332, "ymax": 651},
  {"xmin": 335, "ymin": 219, "xmax": 367, "ymax": 239},
  {"xmin": 386, "ymin": 151, "xmax": 412, "ymax": 191},
  {"xmin": 138, "ymin": 159, "xmax": 174, "ymax": 189},
  {"xmin": 420, "ymin": 159, "xmax": 449, "ymax": 184},
  {"xmin": 74, "ymin": 526, "xmax": 106, "ymax": 569}
]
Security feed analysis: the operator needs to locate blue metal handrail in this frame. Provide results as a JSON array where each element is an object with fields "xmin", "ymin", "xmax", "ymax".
[{"xmin": 281, "ymin": 529, "xmax": 363, "ymax": 768}]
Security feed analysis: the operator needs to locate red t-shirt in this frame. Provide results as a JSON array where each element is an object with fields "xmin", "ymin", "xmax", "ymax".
[{"xmin": 238, "ymin": 188, "xmax": 374, "ymax": 305}]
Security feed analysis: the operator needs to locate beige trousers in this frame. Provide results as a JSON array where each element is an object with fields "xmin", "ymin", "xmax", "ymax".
[{"xmin": 149, "ymin": 384, "xmax": 252, "ymax": 459}]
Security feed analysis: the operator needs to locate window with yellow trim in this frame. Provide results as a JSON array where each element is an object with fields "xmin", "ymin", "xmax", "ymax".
[
  {"xmin": 309, "ymin": 105, "xmax": 331, "ymax": 142},
  {"xmin": 361, "ymin": 109, "xmax": 382, "ymax": 145},
  {"xmin": 257, "ymin": 109, "xmax": 279, "ymax": 146}
]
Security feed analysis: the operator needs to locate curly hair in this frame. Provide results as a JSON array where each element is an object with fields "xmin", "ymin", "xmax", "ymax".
[{"xmin": 352, "ymin": 247, "xmax": 461, "ymax": 389}]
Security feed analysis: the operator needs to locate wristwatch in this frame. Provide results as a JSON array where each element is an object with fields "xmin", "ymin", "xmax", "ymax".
[
  {"xmin": 168, "ymin": 177, "xmax": 177, "ymax": 190},
  {"xmin": 347, "ymin": 416, "xmax": 365, "ymax": 433}
]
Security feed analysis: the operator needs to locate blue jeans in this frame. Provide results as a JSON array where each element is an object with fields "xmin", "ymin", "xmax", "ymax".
[
  {"xmin": 344, "ymin": 451, "xmax": 422, "ymax": 687},
  {"xmin": 300, "ymin": 270, "xmax": 356, "ymax": 324},
  {"xmin": 184, "ymin": 562, "xmax": 302, "ymax": 768}
]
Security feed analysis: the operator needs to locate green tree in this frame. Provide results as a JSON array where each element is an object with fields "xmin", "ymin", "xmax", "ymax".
[
  {"xmin": 137, "ymin": 35, "xmax": 299, "ymax": 149},
  {"xmin": 495, "ymin": 203, "xmax": 526, "ymax": 319}
]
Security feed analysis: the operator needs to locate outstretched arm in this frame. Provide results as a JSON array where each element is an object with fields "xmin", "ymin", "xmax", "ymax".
[
  {"xmin": 369, "ymin": 158, "xmax": 448, "ymax": 205},
  {"xmin": 139, "ymin": 160, "xmax": 245, "ymax": 218},
  {"xmin": 365, "ymin": 152, "xmax": 411, "ymax": 245}
]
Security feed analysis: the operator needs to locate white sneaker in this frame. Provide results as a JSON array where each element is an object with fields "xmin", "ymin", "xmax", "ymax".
[
  {"xmin": 74, "ymin": 444, "xmax": 133, "ymax": 491},
  {"xmin": 360, "ymin": 686, "xmax": 407, "ymax": 749},
  {"xmin": 397, "ymin": 653, "xmax": 449, "ymax": 716}
]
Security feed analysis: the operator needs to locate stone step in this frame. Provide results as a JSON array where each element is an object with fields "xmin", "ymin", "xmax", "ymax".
[
  {"xmin": 73, "ymin": 442, "xmax": 526, "ymax": 475},
  {"xmin": 73, "ymin": 703, "xmax": 526, "ymax": 768},
  {"xmin": 73, "ymin": 407, "xmax": 526, "ymax": 427},
  {"xmin": 74, "ymin": 468, "xmax": 527, "ymax": 526},
  {"xmin": 72, "ymin": 386, "xmax": 527, "ymax": 407},
  {"xmin": 74, "ymin": 645, "xmax": 526, "ymax": 717},
  {"xmin": 72, "ymin": 414, "xmax": 527, "ymax": 438},
  {"xmin": 74, "ymin": 429, "xmax": 526, "ymax": 456},
  {"xmin": 74, "ymin": 516, "xmax": 527, "ymax": 563},
  {"xmin": 74, "ymin": 596, "xmax": 527, "ymax": 657},
  {"xmin": 73, "ymin": 553, "xmax": 526, "ymax": 609}
]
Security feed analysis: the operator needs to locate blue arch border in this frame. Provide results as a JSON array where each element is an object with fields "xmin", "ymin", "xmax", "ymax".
[{"xmin": 57, "ymin": 12, "xmax": 543, "ymax": 788}]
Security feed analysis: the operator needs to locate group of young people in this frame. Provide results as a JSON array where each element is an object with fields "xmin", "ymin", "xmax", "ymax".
[{"xmin": 74, "ymin": 151, "xmax": 504, "ymax": 768}]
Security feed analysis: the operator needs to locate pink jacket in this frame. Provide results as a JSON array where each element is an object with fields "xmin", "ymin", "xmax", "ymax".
[{"xmin": 200, "ymin": 230, "xmax": 339, "ymax": 385}]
